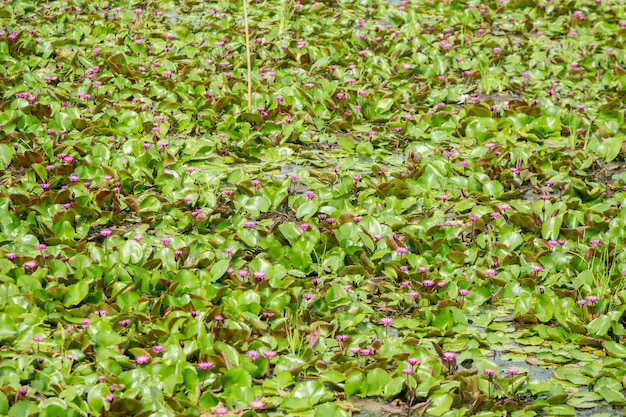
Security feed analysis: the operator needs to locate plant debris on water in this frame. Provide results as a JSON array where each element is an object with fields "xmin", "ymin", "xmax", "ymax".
[{"xmin": 1, "ymin": 0, "xmax": 626, "ymax": 416}]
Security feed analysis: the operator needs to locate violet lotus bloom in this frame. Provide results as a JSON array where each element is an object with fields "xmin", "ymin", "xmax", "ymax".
[
  {"xmin": 249, "ymin": 400, "xmax": 265, "ymax": 410},
  {"xmin": 197, "ymin": 361, "xmax": 214, "ymax": 370},
  {"xmin": 24, "ymin": 261, "xmax": 38, "ymax": 269},
  {"xmin": 263, "ymin": 350, "xmax": 277, "ymax": 359},
  {"xmin": 379, "ymin": 317, "xmax": 393, "ymax": 326},
  {"xmin": 135, "ymin": 354, "xmax": 150, "ymax": 365}
]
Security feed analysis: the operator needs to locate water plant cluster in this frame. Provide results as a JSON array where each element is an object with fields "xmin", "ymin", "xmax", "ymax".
[{"xmin": 1, "ymin": 0, "xmax": 626, "ymax": 416}]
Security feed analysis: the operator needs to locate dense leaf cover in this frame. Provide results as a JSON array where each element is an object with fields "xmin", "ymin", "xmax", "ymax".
[{"xmin": 1, "ymin": 0, "xmax": 626, "ymax": 416}]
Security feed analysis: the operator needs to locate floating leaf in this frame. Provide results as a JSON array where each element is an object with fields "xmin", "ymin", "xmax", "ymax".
[{"xmin": 603, "ymin": 341, "xmax": 626, "ymax": 358}]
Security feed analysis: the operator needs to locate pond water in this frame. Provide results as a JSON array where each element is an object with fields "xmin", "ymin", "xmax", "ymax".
[
  {"xmin": 350, "ymin": 397, "xmax": 625, "ymax": 417},
  {"xmin": 349, "ymin": 332, "xmax": 624, "ymax": 417}
]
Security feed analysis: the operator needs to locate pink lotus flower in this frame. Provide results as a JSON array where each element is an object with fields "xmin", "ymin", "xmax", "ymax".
[
  {"xmin": 249, "ymin": 400, "xmax": 265, "ymax": 410},
  {"xmin": 263, "ymin": 351, "xmax": 277, "ymax": 359},
  {"xmin": 379, "ymin": 317, "xmax": 393, "ymax": 326},
  {"xmin": 214, "ymin": 406, "xmax": 228, "ymax": 415},
  {"xmin": 24, "ymin": 261, "xmax": 38, "ymax": 269},
  {"xmin": 135, "ymin": 354, "xmax": 150, "ymax": 365},
  {"xmin": 197, "ymin": 361, "xmax": 214, "ymax": 370},
  {"xmin": 505, "ymin": 368, "xmax": 519, "ymax": 376}
]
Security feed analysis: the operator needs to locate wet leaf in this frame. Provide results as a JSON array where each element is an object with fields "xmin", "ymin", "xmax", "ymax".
[
  {"xmin": 345, "ymin": 372, "xmax": 364, "ymax": 397},
  {"xmin": 587, "ymin": 315, "xmax": 612, "ymax": 337},
  {"xmin": 603, "ymin": 341, "xmax": 626, "ymax": 358},
  {"xmin": 63, "ymin": 279, "xmax": 90, "ymax": 307},
  {"xmin": 281, "ymin": 381, "xmax": 332, "ymax": 410}
]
